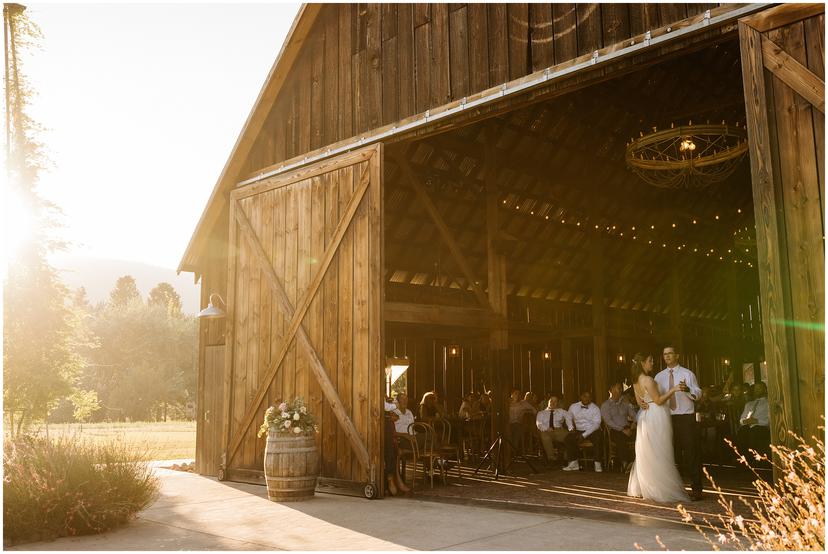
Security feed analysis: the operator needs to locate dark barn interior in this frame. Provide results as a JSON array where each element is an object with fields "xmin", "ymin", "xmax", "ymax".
[{"xmin": 383, "ymin": 38, "xmax": 764, "ymax": 416}]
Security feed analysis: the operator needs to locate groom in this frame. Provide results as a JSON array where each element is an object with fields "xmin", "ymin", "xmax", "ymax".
[{"xmin": 653, "ymin": 346, "xmax": 704, "ymax": 500}]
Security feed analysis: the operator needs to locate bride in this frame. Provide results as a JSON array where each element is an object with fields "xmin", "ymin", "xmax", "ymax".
[{"xmin": 627, "ymin": 353, "xmax": 690, "ymax": 503}]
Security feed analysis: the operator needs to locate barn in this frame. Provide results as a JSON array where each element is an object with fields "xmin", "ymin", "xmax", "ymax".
[{"xmin": 179, "ymin": 3, "xmax": 824, "ymax": 495}]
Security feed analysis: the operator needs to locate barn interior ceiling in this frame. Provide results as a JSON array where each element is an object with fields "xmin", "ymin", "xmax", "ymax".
[{"xmin": 383, "ymin": 38, "xmax": 757, "ymax": 323}]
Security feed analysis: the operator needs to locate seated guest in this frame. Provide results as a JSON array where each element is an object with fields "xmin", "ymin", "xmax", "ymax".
[
  {"xmin": 564, "ymin": 391, "xmax": 603, "ymax": 472},
  {"xmin": 419, "ymin": 391, "xmax": 442, "ymax": 423},
  {"xmin": 736, "ymin": 381, "xmax": 770, "ymax": 457},
  {"xmin": 536, "ymin": 394, "xmax": 574, "ymax": 465},
  {"xmin": 458, "ymin": 392, "xmax": 482, "ymax": 420},
  {"xmin": 479, "ymin": 390, "xmax": 492, "ymax": 416},
  {"xmin": 383, "ymin": 400, "xmax": 411, "ymax": 496},
  {"xmin": 393, "ymin": 392, "xmax": 416, "ymax": 435},
  {"xmin": 509, "ymin": 389, "xmax": 537, "ymax": 451},
  {"xmin": 601, "ymin": 382, "xmax": 636, "ymax": 472}
]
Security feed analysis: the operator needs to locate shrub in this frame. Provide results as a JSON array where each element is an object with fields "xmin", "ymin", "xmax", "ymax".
[
  {"xmin": 647, "ymin": 426, "xmax": 825, "ymax": 551},
  {"xmin": 3, "ymin": 433, "xmax": 160, "ymax": 546}
]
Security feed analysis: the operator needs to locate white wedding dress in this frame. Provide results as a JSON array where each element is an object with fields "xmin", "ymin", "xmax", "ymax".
[{"xmin": 627, "ymin": 388, "xmax": 690, "ymax": 503}]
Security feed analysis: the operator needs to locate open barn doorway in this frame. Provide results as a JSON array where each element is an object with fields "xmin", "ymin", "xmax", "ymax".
[{"xmin": 382, "ymin": 37, "xmax": 765, "ymax": 508}]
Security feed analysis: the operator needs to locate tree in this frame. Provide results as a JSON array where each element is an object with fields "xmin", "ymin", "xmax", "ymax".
[
  {"xmin": 148, "ymin": 282, "xmax": 182, "ymax": 316},
  {"xmin": 3, "ymin": 4, "xmax": 81, "ymax": 435},
  {"xmin": 108, "ymin": 275, "xmax": 141, "ymax": 309}
]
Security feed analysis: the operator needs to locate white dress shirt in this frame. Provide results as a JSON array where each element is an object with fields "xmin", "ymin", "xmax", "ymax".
[
  {"xmin": 654, "ymin": 364, "xmax": 702, "ymax": 415},
  {"xmin": 393, "ymin": 408, "xmax": 416, "ymax": 434},
  {"xmin": 568, "ymin": 402, "xmax": 601, "ymax": 438},
  {"xmin": 740, "ymin": 397, "xmax": 769, "ymax": 427},
  {"xmin": 536, "ymin": 408, "xmax": 574, "ymax": 432}
]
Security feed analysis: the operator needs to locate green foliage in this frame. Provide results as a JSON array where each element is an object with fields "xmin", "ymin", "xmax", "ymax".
[
  {"xmin": 4, "ymin": 256, "xmax": 83, "ymax": 434},
  {"xmin": 147, "ymin": 282, "xmax": 182, "ymax": 316},
  {"xmin": 67, "ymin": 389, "xmax": 100, "ymax": 423},
  {"xmin": 82, "ymin": 292, "xmax": 196, "ymax": 422},
  {"xmin": 3, "ymin": 433, "xmax": 159, "ymax": 546},
  {"xmin": 108, "ymin": 276, "xmax": 141, "ymax": 310}
]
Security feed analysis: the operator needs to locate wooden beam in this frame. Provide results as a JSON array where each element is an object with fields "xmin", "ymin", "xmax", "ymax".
[
  {"xmin": 393, "ymin": 154, "xmax": 494, "ymax": 312},
  {"xmin": 225, "ymin": 167, "xmax": 372, "ymax": 472},
  {"xmin": 486, "ymin": 132, "xmax": 509, "ymax": 350},
  {"xmin": 385, "ymin": 302, "xmax": 501, "ymax": 328},
  {"xmin": 739, "ymin": 21, "xmax": 799, "ymax": 452},
  {"xmin": 761, "ymin": 35, "xmax": 825, "ymax": 113},
  {"xmin": 740, "ymin": 3, "xmax": 824, "ymax": 33},
  {"xmin": 590, "ymin": 236, "xmax": 608, "ymax": 399}
]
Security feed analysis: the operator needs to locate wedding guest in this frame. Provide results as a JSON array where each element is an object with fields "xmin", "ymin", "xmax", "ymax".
[
  {"xmin": 536, "ymin": 394, "xmax": 574, "ymax": 465},
  {"xmin": 393, "ymin": 392, "xmax": 416, "ymax": 435},
  {"xmin": 419, "ymin": 391, "xmax": 441, "ymax": 423},
  {"xmin": 459, "ymin": 392, "xmax": 482, "ymax": 420},
  {"xmin": 564, "ymin": 391, "xmax": 603, "ymax": 472},
  {"xmin": 601, "ymin": 382, "xmax": 636, "ymax": 472},
  {"xmin": 736, "ymin": 381, "xmax": 770, "ymax": 457},
  {"xmin": 509, "ymin": 389, "xmax": 537, "ymax": 451},
  {"xmin": 383, "ymin": 400, "xmax": 411, "ymax": 496}
]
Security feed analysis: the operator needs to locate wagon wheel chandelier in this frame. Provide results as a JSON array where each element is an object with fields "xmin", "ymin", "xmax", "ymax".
[{"xmin": 625, "ymin": 121, "xmax": 748, "ymax": 189}]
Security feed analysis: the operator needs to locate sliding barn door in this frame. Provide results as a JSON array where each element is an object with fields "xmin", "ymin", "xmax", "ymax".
[
  {"xmin": 739, "ymin": 4, "xmax": 824, "ymax": 448},
  {"xmin": 220, "ymin": 145, "xmax": 384, "ymax": 488}
]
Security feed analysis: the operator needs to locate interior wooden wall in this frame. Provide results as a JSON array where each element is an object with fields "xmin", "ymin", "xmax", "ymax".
[{"xmin": 242, "ymin": 3, "xmax": 723, "ymax": 176}]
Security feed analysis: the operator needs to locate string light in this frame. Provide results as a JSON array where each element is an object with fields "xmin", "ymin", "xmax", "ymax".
[{"xmin": 496, "ymin": 195, "xmax": 754, "ymax": 265}]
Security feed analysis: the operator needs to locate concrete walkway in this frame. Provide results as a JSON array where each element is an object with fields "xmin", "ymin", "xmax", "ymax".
[{"xmin": 12, "ymin": 465, "xmax": 714, "ymax": 551}]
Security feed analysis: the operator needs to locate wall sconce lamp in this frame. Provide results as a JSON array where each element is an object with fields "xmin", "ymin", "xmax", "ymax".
[
  {"xmin": 617, "ymin": 353, "xmax": 626, "ymax": 364},
  {"xmin": 198, "ymin": 293, "xmax": 227, "ymax": 319},
  {"xmin": 448, "ymin": 344, "xmax": 460, "ymax": 358},
  {"xmin": 543, "ymin": 351, "xmax": 551, "ymax": 360},
  {"xmin": 723, "ymin": 358, "xmax": 731, "ymax": 366}
]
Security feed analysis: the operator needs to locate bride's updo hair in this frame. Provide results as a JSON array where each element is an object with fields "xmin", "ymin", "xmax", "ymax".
[{"xmin": 630, "ymin": 353, "xmax": 649, "ymax": 384}]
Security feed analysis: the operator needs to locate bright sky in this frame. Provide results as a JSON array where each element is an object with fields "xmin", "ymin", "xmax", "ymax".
[{"xmin": 20, "ymin": 2, "xmax": 301, "ymax": 270}]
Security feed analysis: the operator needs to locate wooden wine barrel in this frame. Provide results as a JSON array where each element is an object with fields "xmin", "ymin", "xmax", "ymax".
[{"xmin": 263, "ymin": 433, "xmax": 319, "ymax": 501}]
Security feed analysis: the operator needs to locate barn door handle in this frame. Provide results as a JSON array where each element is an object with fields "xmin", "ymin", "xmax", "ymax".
[{"xmin": 204, "ymin": 410, "xmax": 211, "ymax": 423}]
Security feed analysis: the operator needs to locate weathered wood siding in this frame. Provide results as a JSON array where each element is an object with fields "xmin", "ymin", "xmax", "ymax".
[
  {"xmin": 242, "ymin": 3, "xmax": 721, "ymax": 175},
  {"xmin": 221, "ymin": 146, "xmax": 384, "ymax": 485},
  {"xmin": 739, "ymin": 3, "xmax": 825, "ymax": 447}
]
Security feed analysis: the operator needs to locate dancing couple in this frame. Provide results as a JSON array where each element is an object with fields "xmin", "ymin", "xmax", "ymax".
[{"xmin": 626, "ymin": 346, "xmax": 704, "ymax": 503}]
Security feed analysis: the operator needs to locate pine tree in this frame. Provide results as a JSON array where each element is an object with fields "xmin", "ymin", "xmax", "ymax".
[
  {"xmin": 108, "ymin": 275, "xmax": 141, "ymax": 309},
  {"xmin": 3, "ymin": 4, "xmax": 81, "ymax": 435},
  {"xmin": 148, "ymin": 282, "xmax": 182, "ymax": 316}
]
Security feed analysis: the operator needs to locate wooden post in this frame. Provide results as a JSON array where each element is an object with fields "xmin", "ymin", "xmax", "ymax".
[
  {"xmin": 670, "ymin": 266, "xmax": 684, "ymax": 354},
  {"xmin": 590, "ymin": 237, "xmax": 608, "ymax": 400},
  {"xmin": 485, "ymin": 130, "xmax": 509, "ymax": 351},
  {"xmin": 561, "ymin": 337, "xmax": 575, "ymax": 403}
]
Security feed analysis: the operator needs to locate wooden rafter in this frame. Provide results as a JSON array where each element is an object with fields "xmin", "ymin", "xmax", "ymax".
[{"xmin": 393, "ymin": 153, "xmax": 494, "ymax": 312}]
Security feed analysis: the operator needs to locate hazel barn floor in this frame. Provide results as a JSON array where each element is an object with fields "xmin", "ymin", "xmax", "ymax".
[{"xmin": 406, "ymin": 458, "xmax": 765, "ymax": 531}]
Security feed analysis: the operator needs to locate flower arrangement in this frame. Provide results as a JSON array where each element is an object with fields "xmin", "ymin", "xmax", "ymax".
[{"xmin": 258, "ymin": 397, "xmax": 318, "ymax": 438}]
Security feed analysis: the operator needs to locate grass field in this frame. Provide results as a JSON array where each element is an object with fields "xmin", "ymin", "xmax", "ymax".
[{"xmin": 35, "ymin": 421, "xmax": 196, "ymax": 461}]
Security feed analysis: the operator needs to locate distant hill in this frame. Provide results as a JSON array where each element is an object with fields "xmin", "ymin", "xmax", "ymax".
[{"xmin": 50, "ymin": 254, "xmax": 201, "ymax": 314}]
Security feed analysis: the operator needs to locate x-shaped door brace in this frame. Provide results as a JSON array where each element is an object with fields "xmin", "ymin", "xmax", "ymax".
[{"xmin": 224, "ymin": 165, "xmax": 372, "ymax": 474}]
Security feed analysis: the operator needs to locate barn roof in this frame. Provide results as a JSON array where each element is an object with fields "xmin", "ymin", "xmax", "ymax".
[{"xmin": 179, "ymin": 3, "xmax": 761, "ymax": 277}]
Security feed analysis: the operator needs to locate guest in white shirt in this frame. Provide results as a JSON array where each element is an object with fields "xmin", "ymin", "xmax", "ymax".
[
  {"xmin": 393, "ymin": 393, "xmax": 416, "ymax": 435},
  {"xmin": 563, "ymin": 392, "xmax": 603, "ymax": 472},
  {"xmin": 651, "ymin": 346, "xmax": 704, "ymax": 499},
  {"xmin": 736, "ymin": 381, "xmax": 770, "ymax": 456},
  {"xmin": 536, "ymin": 395, "xmax": 574, "ymax": 465}
]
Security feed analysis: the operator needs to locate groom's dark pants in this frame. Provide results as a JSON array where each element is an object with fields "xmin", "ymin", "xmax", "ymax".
[{"xmin": 672, "ymin": 414, "xmax": 703, "ymax": 493}]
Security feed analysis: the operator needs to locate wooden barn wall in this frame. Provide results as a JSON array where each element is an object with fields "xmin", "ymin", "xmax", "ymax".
[
  {"xmin": 195, "ymin": 209, "xmax": 228, "ymax": 476},
  {"xmin": 242, "ymin": 3, "xmax": 722, "ymax": 175},
  {"xmin": 739, "ymin": 5, "xmax": 825, "ymax": 447},
  {"xmin": 223, "ymin": 147, "xmax": 383, "ymax": 485}
]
